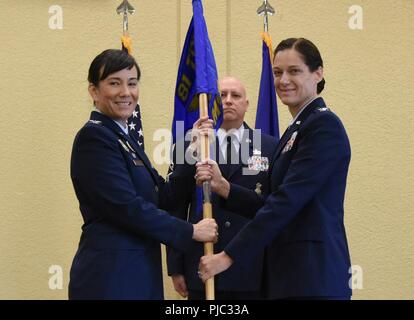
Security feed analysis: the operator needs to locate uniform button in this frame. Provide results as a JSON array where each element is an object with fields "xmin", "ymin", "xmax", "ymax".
[
  {"xmin": 224, "ymin": 221, "xmax": 231, "ymax": 228},
  {"xmin": 155, "ymin": 186, "xmax": 159, "ymax": 192}
]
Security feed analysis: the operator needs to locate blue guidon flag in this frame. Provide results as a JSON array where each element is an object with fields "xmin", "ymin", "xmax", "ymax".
[
  {"xmin": 171, "ymin": 0, "xmax": 223, "ymax": 216},
  {"xmin": 172, "ymin": 0, "xmax": 223, "ymax": 144}
]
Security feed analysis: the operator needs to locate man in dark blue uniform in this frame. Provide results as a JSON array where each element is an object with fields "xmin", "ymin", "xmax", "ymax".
[{"xmin": 167, "ymin": 77, "xmax": 277, "ymax": 300}]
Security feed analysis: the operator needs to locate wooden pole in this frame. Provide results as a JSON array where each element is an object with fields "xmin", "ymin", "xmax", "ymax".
[{"xmin": 199, "ymin": 93, "xmax": 215, "ymax": 300}]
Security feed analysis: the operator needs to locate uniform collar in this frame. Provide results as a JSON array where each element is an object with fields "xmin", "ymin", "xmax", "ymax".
[
  {"xmin": 94, "ymin": 107, "xmax": 129, "ymax": 135},
  {"xmin": 89, "ymin": 111, "xmax": 160, "ymax": 186},
  {"xmin": 289, "ymin": 96, "xmax": 320, "ymax": 127},
  {"xmin": 287, "ymin": 97, "xmax": 326, "ymax": 132},
  {"xmin": 272, "ymin": 97, "xmax": 327, "ymax": 161},
  {"xmin": 217, "ymin": 123, "xmax": 245, "ymax": 147}
]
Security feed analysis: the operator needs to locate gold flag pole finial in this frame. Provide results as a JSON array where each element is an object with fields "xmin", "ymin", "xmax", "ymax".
[
  {"xmin": 257, "ymin": 0, "xmax": 275, "ymax": 33},
  {"xmin": 117, "ymin": 0, "xmax": 136, "ymax": 54}
]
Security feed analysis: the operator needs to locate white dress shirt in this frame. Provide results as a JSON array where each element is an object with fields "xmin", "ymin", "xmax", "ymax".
[
  {"xmin": 94, "ymin": 107, "xmax": 129, "ymax": 135},
  {"xmin": 217, "ymin": 124, "xmax": 245, "ymax": 159}
]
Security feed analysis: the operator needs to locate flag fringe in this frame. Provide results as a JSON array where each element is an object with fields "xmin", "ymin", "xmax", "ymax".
[
  {"xmin": 261, "ymin": 32, "xmax": 274, "ymax": 63},
  {"xmin": 121, "ymin": 35, "xmax": 133, "ymax": 54}
]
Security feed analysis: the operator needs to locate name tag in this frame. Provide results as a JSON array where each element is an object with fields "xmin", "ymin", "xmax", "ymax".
[{"xmin": 133, "ymin": 159, "xmax": 144, "ymax": 166}]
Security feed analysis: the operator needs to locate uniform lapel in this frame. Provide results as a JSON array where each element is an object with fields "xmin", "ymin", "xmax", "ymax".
[
  {"xmin": 272, "ymin": 97, "xmax": 326, "ymax": 161},
  {"xmin": 124, "ymin": 134, "xmax": 160, "ymax": 185},
  {"xmin": 273, "ymin": 126, "xmax": 293, "ymax": 160},
  {"xmin": 90, "ymin": 111, "xmax": 159, "ymax": 185}
]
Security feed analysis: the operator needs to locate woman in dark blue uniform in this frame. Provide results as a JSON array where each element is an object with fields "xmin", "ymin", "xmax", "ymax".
[
  {"xmin": 69, "ymin": 49, "xmax": 217, "ymax": 300},
  {"xmin": 197, "ymin": 38, "xmax": 352, "ymax": 300}
]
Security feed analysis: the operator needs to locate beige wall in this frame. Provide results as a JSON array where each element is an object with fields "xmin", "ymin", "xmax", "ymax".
[{"xmin": 0, "ymin": 0, "xmax": 413, "ymax": 299}]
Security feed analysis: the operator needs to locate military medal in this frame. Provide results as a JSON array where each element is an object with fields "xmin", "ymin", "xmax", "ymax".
[
  {"xmin": 247, "ymin": 149, "xmax": 269, "ymax": 172},
  {"xmin": 255, "ymin": 183, "xmax": 262, "ymax": 195}
]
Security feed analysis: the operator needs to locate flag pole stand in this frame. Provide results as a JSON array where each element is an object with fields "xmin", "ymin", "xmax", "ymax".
[{"xmin": 199, "ymin": 93, "xmax": 215, "ymax": 300}]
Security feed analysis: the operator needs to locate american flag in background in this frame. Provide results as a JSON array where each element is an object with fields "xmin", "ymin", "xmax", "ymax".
[
  {"xmin": 127, "ymin": 102, "xmax": 145, "ymax": 149},
  {"xmin": 119, "ymin": 11, "xmax": 144, "ymax": 150}
]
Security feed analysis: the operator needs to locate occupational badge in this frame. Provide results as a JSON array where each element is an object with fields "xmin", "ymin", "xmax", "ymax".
[{"xmin": 282, "ymin": 131, "xmax": 298, "ymax": 154}]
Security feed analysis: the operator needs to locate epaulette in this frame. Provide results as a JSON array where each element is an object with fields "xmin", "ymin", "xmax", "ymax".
[
  {"xmin": 88, "ymin": 120, "xmax": 102, "ymax": 125},
  {"xmin": 317, "ymin": 107, "xmax": 330, "ymax": 112}
]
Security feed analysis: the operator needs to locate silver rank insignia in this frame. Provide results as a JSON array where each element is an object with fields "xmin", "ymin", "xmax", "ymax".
[
  {"xmin": 89, "ymin": 120, "xmax": 102, "ymax": 125},
  {"xmin": 255, "ymin": 183, "xmax": 262, "ymax": 195},
  {"xmin": 247, "ymin": 149, "xmax": 269, "ymax": 172},
  {"xmin": 318, "ymin": 107, "xmax": 329, "ymax": 112},
  {"xmin": 282, "ymin": 131, "xmax": 298, "ymax": 154}
]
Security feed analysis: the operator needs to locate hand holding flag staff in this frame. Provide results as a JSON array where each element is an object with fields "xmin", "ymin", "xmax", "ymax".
[
  {"xmin": 117, "ymin": 0, "xmax": 145, "ymax": 148},
  {"xmin": 255, "ymin": 0, "xmax": 280, "ymax": 140},
  {"xmin": 173, "ymin": 0, "xmax": 223, "ymax": 300}
]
